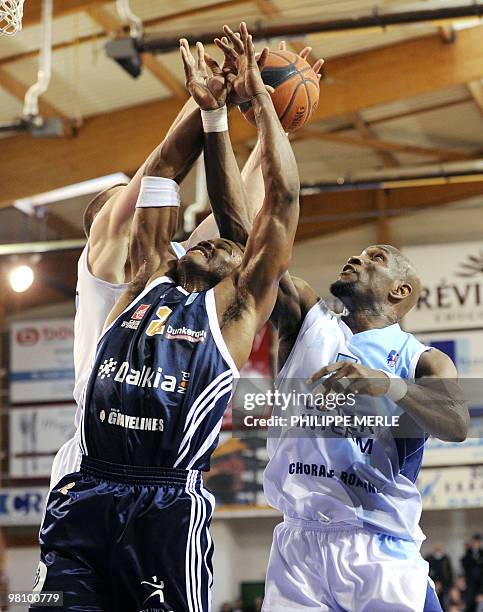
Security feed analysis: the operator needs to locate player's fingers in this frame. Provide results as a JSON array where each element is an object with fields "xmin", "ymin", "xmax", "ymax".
[
  {"xmin": 196, "ymin": 42, "xmax": 207, "ymax": 75},
  {"xmin": 278, "ymin": 40, "xmax": 287, "ymax": 51},
  {"xmin": 246, "ymin": 34, "xmax": 256, "ymax": 64},
  {"xmin": 265, "ymin": 85, "xmax": 275, "ymax": 94},
  {"xmin": 204, "ymin": 52, "xmax": 223, "ymax": 76},
  {"xmin": 257, "ymin": 46, "xmax": 269, "ymax": 72},
  {"xmin": 240, "ymin": 21, "xmax": 249, "ymax": 45},
  {"xmin": 215, "ymin": 37, "xmax": 238, "ymax": 62},
  {"xmin": 307, "ymin": 362, "xmax": 344, "ymax": 384},
  {"xmin": 179, "ymin": 41, "xmax": 194, "ymax": 80},
  {"xmin": 223, "ymin": 25, "xmax": 244, "ymax": 54},
  {"xmin": 299, "ymin": 46, "xmax": 312, "ymax": 59},
  {"xmin": 313, "ymin": 59, "xmax": 325, "ymax": 74}
]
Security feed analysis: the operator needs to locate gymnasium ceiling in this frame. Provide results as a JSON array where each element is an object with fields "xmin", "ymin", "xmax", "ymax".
[{"xmin": 0, "ymin": 0, "xmax": 482, "ymax": 249}]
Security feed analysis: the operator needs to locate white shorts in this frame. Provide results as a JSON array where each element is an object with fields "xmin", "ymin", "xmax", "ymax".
[{"xmin": 262, "ymin": 518, "xmax": 442, "ymax": 612}]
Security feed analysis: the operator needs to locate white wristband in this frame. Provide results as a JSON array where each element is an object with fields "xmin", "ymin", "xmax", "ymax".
[
  {"xmin": 382, "ymin": 370, "xmax": 408, "ymax": 403},
  {"xmin": 201, "ymin": 106, "xmax": 228, "ymax": 133},
  {"xmin": 136, "ymin": 176, "xmax": 180, "ymax": 208}
]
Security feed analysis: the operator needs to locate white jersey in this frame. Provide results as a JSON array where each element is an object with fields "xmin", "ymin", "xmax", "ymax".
[
  {"xmin": 264, "ymin": 300, "xmax": 431, "ymax": 544},
  {"xmin": 50, "ymin": 240, "xmax": 185, "ymax": 489}
]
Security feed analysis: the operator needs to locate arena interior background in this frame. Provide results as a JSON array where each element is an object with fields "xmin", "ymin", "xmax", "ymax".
[{"xmin": 0, "ymin": 1, "xmax": 482, "ymax": 609}]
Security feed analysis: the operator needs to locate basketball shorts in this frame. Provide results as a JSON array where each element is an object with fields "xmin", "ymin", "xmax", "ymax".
[
  {"xmin": 262, "ymin": 517, "xmax": 442, "ymax": 612},
  {"xmin": 30, "ymin": 456, "xmax": 214, "ymax": 612}
]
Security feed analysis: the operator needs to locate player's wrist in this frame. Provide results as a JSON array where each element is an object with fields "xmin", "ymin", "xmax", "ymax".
[
  {"xmin": 381, "ymin": 370, "xmax": 408, "ymax": 402},
  {"xmin": 201, "ymin": 105, "xmax": 228, "ymax": 133}
]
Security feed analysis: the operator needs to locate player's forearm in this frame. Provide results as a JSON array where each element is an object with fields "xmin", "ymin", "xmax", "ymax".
[
  {"xmin": 251, "ymin": 92, "xmax": 299, "ymax": 208},
  {"xmin": 204, "ymin": 130, "xmax": 250, "ymax": 245},
  {"xmin": 397, "ymin": 378, "xmax": 469, "ymax": 442},
  {"xmin": 130, "ymin": 206, "xmax": 178, "ymax": 279},
  {"xmin": 144, "ymin": 104, "xmax": 203, "ymax": 183},
  {"xmin": 241, "ymin": 139, "xmax": 264, "ymax": 224}
]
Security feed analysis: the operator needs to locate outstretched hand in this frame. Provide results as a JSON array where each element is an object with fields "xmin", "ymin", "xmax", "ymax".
[
  {"xmin": 179, "ymin": 38, "xmax": 228, "ymax": 110},
  {"xmin": 215, "ymin": 22, "xmax": 270, "ymax": 105},
  {"xmin": 278, "ymin": 40, "xmax": 324, "ymax": 80}
]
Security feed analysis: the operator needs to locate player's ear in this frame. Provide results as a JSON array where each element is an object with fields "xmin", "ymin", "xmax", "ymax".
[{"xmin": 389, "ymin": 282, "xmax": 412, "ymax": 303}]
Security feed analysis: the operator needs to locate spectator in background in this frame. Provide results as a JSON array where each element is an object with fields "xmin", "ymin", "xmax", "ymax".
[
  {"xmin": 232, "ymin": 597, "xmax": 243, "ymax": 612},
  {"xmin": 448, "ymin": 585, "xmax": 465, "ymax": 610},
  {"xmin": 253, "ymin": 596, "xmax": 263, "ymax": 612},
  {"xmin": 427, "ymin": 542, "xmax": 454, "ymax": 600},
  {"xmin": 462, "ymin": 534, "xmax": 483, "ymax": 611},
  {"xmin": 220, "ymin": 604, "xmax": 232, "ymax": 612},
  {"xmin": 455, "ymin": 574, "xmax": 471, "ymax": 610}
]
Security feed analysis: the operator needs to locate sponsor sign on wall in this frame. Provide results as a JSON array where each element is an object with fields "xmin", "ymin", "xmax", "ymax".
[
  {"xmin": 403, "ymin": 242, "xmax": 483, "ymax": 332},
  {"xmin": 0, "ymin": 487, "xmax": 48, "ymax": 526},
  {"xmin": 10, "ymin": 318, "xmax": 74, "ymax": 403},
  {"xmin": 9, "ymin": 404, "xmax": 76, "ymax": 478},
  {"xmin": 417, "ymin": 466, "xmax": 483, "ymax": 510}
]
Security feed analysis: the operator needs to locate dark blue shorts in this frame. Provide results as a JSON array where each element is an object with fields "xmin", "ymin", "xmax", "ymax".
[{"xmin": 31, "ymin": 456, "xmax": 214, "ymax": 612}]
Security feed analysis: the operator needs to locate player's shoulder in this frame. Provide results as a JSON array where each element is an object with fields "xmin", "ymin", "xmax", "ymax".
[{"xmin": 415, "ymin": 347, "xmax": 457, "ymax": 378}]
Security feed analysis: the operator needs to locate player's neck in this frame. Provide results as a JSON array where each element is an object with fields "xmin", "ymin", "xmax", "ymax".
[{"xmin": 342, "ymin": 308, "xmax": 397, "ymax": 334}]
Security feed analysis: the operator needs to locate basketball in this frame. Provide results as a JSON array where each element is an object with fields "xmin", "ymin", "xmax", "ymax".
[{"xmin": 239, "ymin": 50, "xmax": 320, "ymax": 132}]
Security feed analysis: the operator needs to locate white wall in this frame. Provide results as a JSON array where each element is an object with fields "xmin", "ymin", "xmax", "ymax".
[
  {"xmin": 211, "ymin": 516, "xmax": 279, "ymax": 611},
  {"xmin": 5, "ymin": 546, "xmax": 39, "ymax": 593}
]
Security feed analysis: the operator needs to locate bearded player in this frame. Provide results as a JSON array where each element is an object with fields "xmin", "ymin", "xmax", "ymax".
[{"xmin": 32, "ymin": 24, "xmax": 300, "ymax": 612}]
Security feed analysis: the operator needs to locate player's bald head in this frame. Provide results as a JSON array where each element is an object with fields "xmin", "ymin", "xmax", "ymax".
[{"xmin": 374, "ymin": 245, "xmax": 421, "ymax": 315}]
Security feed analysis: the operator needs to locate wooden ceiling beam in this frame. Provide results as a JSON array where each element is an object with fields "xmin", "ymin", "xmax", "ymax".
[
  {"xmin": 297, "ymin": 180, "xmax": 483, "ymax": 241},
  {"xmin": 21, "ymin": 0, "xmax": 109, "ymax": 28},
  {"xmin": 1, "ymin": 0, "xmax": 252, "ymax": 69},
  {"xmin": 347, "ymin": 112, "xmax": 399, "ymax": 167},
  {"xmin": 294, "ymin": 128, "xmax": 474, "ymax": 162},
  {"xmin": 467, "ymin": 80, "xmax": 483, "ymax": 117}
]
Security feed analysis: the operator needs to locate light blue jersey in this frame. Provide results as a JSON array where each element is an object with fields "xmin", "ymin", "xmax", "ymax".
[{"xmin": 264, "ymin": 300, "xmax": 431, "ymax": 543}]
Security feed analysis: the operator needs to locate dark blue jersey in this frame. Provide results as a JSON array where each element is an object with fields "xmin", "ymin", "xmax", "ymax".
[{"xmin": 81, "ymin": 276, "xmax": 238, "ymax": 470}]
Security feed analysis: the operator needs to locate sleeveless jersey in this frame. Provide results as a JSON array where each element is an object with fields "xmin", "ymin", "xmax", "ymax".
[
  {"xmin": 50, "ymin": 241, "xmax": 185, "ymax": 489},
  {"xmin": 81, "ymin": 276, "xmax": 238, "ymax": 470},
  {"xmin": 264, "ymin": 300, "xmax": 431, "ymax": 543}
]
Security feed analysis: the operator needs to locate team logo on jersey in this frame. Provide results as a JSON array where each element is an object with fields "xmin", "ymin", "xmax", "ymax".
[
  {"xmin": 132, "ymin": 304, "xmax": 151, "ymax": 320},
  {"xmin": 98, "ymin": 358, "xmax": 117, "ymax": 379},
  {"xmin": 59, "ymin": 481, "xmax": 75, "ymax": 495},
  {"xmin": 121, "ymin": 304, "xmax": 152, "ymax": 330},
  {"xmin": 386, "ymin": 350, "xmax": 399, "ymax": 368},
  {"xmin": 33, "ymin": 561, "xmax": 47, "ymax": 593},
  {"xmin": 146, "ymin": 306, "xmax": 173, "ymax": 336},
  {"xmin": 140, "ymin": 576, "xmax": 173, "ymax": 611},
  {"xmin": 164, "ymin": 324, "xmax": 207, "ymax": 343}
]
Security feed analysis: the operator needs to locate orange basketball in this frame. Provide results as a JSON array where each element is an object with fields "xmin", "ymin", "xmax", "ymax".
[{"xmin": 240, "ymin": 50, "xmax": 320, "ymax": 132}]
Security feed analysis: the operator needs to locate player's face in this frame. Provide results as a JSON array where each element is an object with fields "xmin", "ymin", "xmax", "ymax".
[
  {"xmin": 179, "ymin": 239, "xmax": 244, "ymax": 285},
  {"xmin": 330, "ymin": 245, "xmax": 399, "ymax": 305}
]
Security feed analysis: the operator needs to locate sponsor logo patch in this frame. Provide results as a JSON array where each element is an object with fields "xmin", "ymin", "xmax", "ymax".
[
  {"xmin": 164, "ymin": 324, "xmax": 206, "ymax": 343},
  {"xmin": 386, "ymin": 350, "xmax": 399, "ymax": 368}
]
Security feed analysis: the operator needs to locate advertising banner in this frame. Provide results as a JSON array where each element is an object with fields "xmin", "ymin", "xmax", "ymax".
[
  {"xmin": 403, "ymin": 242, "xmax": 483, "ymax": 332},
  {"xmin": 9, "ymin": 404, "xmax": 76, "ymax": 478},
  {"xmin": 10, "ymin": 318, "xmax": 75, "ymax": 403}
]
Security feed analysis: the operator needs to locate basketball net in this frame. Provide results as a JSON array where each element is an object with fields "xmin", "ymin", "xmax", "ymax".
[{"xmin": 0, "ymin": 0, "xmax": 24, "ymax": 36}]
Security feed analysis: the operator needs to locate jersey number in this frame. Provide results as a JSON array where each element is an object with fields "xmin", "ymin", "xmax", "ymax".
[{"xmin": 146, "ymin": 306, "xmax": 172, "ymax": 337}]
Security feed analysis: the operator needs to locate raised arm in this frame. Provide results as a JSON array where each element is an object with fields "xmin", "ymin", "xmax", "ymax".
[
  {"xmin": 214, "ymin": 24, "xmax": 300, "ymax": 367},
  {"xmin": 87, "ymin": 96, "xmax": 203, "ymax": 284}
]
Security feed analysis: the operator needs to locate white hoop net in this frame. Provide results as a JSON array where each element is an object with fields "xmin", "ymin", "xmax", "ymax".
[{"xmin": 0, "ymin": 0, "xmax": 25, "ymax": 36}]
